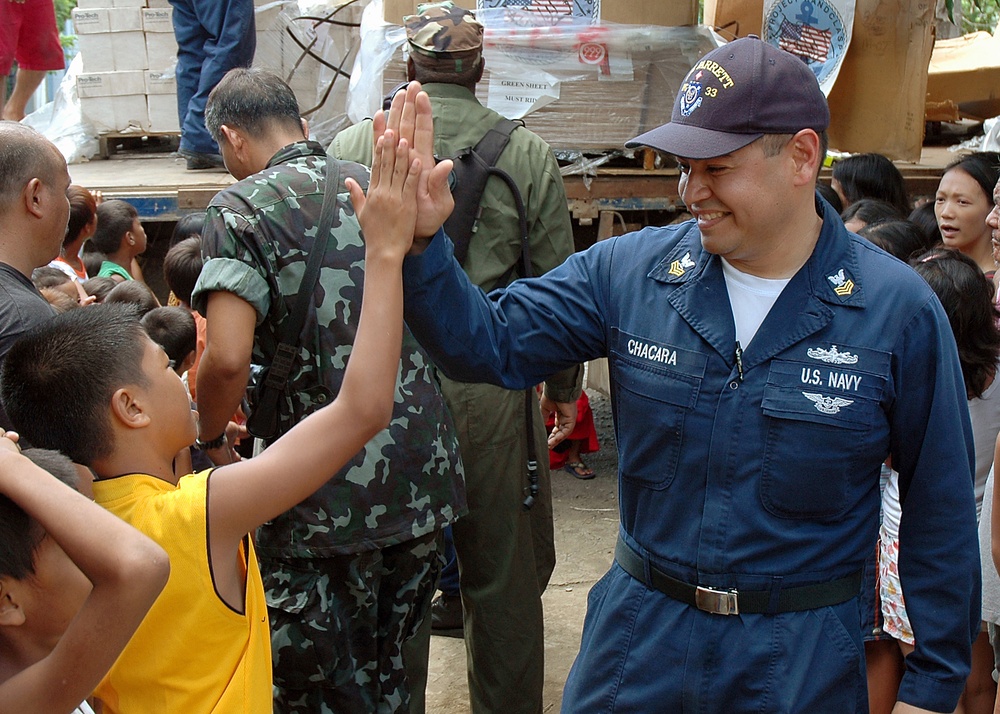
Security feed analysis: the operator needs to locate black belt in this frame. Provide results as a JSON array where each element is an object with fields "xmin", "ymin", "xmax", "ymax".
[{"xmin": 614, "ymin": 535, "xmax": 861, "ymax": 616}]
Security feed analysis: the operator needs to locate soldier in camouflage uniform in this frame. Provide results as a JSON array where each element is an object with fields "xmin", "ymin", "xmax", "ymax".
[
  {"xmin": 333, "ymin": 5, "xmax": 580, "ymax": 713},
  {"xmin": 190, "ymin": 68, "xmax": 466, "ymax": 713}
]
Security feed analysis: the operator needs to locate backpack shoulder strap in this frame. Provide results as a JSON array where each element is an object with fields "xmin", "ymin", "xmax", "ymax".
[{"xmin": 444, "ymin": 117, "xmax": 520, "ymax": 265}]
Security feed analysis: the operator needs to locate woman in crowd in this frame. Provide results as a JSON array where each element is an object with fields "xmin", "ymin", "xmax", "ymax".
[{"xmin": 935, "ymin": 152, "xmax": 1000, "ymax": 277}]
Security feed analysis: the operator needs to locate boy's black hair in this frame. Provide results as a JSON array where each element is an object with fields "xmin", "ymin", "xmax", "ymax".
[
  {"xmin": 858, "ymin": 219, "xmax": 929, "ymax": 262},
  {"xmin": 82, "ymin": 276, "xmax": 117, "ymax": 302},
  {"xmin": 815, "ymin": 182, "xmax": 843, "ymax": 214},
  {"xmin": 81, "ymin": 251, "xmax": 107, "ymax": 280},
  {"xmin": 163, "ymin": 237, "xmax": 204, "ymax": 306},
  {"xmin": 0, "ymin": 449, "xmax": 79, "ymax": 580},
  {"xmin": 141, "ymin": 307, "xmax": 197, "ymax": 368},
  {"xmin": 31, "ymin": 265, "xmax": 72, "ymax": 290},
  {"xmin": 908, "ymin": 202, "xmax": 942, "ymax": 248},
  {"xmin": 104, "ymin": 281, "xmax": 159, "ymax": 316},
  {"xmin": 0, "ymin": 305, "xmax": 149, "ymax": 465},
  {"xmin": 841, "ymin": 198, "xmax": 904, "ymax": 228},
  {"xmin": 90, "ymin": 200, "xmax": 139, "ymax": 255},
  {"xmin": 170, "ymin": 212, "xmax": 205, "ymax": 248}
]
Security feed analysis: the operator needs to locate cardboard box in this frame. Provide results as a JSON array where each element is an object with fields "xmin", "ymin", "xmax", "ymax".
[
  {"xmin": 826, "ymin": 0, "xmax": 935, "ymax": 161},
  {"xmin": 383, "ymin": 0, "xmax": 697, "ymax": 27},
  {"xmin": 77, "ymin": 31, "xmax": 148, "ymax": 72},
  {"xmin": 144, "ymin": 69, "xmax": 177, "ymax": 95},
  {"xmin": 146, "ymin": 31, "xmax": 178, "ymax": 71},
  {"xmin": 926, "ymin": 31, "xmax": 1000, "ymax": 121},
  {"xmin": 142, "ymin": 7, "xmax": 173, "ymax": 32},
  {"xmin": 147, "ymin": 0, "xmax": 172, "ymax": 6},
  {"xmin": 382, "ymin": 24, "xmax": 715, "ymax": 151},
  {"xmin": 72, "ymin": 7, "xmax": 143, "ymax": 33},
  {"xmin": 80, "ymin": 95, "xmax": 150, "ymax": 133},
  {"xmin": 147, "ymin": 94, "xmax": 180, "ymax": 132},
  {"xmin": 77, "ymin": 71, "xmax": 147, "ymax": 98},
  {"xmin": 77, "ymin": 0, "xmax": 147, "ymax": 6},
  {"xmin": 703, "ymin": 0, "xmax": 763, "ymax": 38}
]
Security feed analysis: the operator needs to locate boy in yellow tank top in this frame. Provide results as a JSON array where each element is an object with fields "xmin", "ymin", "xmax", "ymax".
[{"xmin": 0, "ymin": 98, "xmax": 436, "ymax": 712}]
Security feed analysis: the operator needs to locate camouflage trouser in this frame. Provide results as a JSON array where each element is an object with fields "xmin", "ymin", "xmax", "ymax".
[{"xmin": 262, "ymin": 530, "xmax": 444, "ymax": 714}]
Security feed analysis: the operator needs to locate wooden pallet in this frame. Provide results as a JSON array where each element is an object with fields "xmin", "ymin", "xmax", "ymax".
[{"xmin": 98, "ymin": 132, "xmax": 180, "ymax": 160}]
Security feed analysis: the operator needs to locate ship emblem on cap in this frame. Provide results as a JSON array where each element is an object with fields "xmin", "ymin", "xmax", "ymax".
[{"xmin": 679, "ymin": 80, "xmax": 703, "ymax": 117}]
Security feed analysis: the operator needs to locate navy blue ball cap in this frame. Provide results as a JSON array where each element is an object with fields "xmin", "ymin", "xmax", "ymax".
[{"xmin": 626, "ymin": 37, "xmax": 830, "ymax": 160}]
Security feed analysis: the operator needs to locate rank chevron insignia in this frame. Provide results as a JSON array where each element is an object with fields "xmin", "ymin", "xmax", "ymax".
[
  {"xmin": 668, "ymin": 252, "xmax": 696, "ymax": 277},
  {"xmin": 827, "ymin": 268, "xmax": 855, "ymax": 297}
]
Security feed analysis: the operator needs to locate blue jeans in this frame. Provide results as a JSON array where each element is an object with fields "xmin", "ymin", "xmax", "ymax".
[{"xmin": 168, "ymin": 0, "xmax": 255, "ymax": 154}]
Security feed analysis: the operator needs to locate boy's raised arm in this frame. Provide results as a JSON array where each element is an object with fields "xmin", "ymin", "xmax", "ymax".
[
  {"xmin": 0, "ymin": 434, "xmax": 169, "ymax": 713},
  {"xmin": 206, "ymin": 121, "xmax": 422, "ymax": 555}
]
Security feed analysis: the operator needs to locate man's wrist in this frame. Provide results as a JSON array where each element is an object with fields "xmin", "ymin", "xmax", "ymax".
[{"xmin": 195, "ymin": 432, "xmax": 227, "ymax": 451}]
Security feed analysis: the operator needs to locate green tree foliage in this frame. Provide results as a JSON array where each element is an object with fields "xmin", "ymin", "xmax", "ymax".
[
  {"xmin": 56, "ymin": 0, "xmax": 78, "ymax": 49},
  {"xmin": 947, "ymin": 0, "xmax": 1000, "ymax": 31}
]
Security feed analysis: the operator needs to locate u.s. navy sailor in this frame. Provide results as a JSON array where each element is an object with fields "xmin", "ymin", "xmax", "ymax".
[{"xmin": 399, "ymin": 37, "xmax": 979, "ymax": 714}]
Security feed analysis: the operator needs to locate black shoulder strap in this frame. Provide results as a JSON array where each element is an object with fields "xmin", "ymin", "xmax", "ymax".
[
  {"xmin": 261, "ymin": 157, "xmax": 343, "ymax": 393},
  {"xmin": 444, "ymin": 117, "xmax": 519, "ymax": 266}
]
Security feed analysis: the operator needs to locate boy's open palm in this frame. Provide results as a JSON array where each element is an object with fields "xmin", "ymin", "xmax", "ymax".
[{"xmin": 347, "ymin": 129, "xmax": 421, "ymax": 261}]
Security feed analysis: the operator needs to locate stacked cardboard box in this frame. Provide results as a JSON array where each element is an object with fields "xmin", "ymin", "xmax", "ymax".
[
  {"xmin": 380, "ymin": 23, "xmax": 716, "ymax": 152},
  {"xmin": 72, "ymin": 0, "xmax": 179, "ymax": 133}
]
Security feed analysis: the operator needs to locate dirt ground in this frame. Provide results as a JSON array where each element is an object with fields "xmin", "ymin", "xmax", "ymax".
[{"xmin": 425, "ymin": 389, "xmax": 620, "ymax": 713}]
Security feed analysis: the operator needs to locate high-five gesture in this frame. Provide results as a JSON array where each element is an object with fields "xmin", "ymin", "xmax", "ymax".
[{"xmin": 377, "ymin": 81, "xmax": 455, "ymax": 240}]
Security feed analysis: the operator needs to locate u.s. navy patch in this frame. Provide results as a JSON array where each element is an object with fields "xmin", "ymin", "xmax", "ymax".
[
  {"xmin": 668, "ymin": 252, "xmax": 696, "ymax": 277},
  {"xmin": 826, "ymin": 268, "xmax": 855, "ymax": 297}
]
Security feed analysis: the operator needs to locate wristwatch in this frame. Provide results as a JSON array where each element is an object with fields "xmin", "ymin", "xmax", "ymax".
[{"xmin": 195, "ymin": 432, "xmax": 227, "ymax": 451}]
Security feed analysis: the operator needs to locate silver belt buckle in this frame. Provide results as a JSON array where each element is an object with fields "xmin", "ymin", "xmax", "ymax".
[{"xmin": 695, "ymin": 586, "xmax": 739, "ymax": 615}]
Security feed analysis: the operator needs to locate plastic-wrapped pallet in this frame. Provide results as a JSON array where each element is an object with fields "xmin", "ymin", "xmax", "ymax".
[
  {"xmin": 254, "ymin": 0, "xmax": 366, "ymax": 146},
  {"xmin": 350, "ymin": 3, "xmax": 718, "ymax": 152}
]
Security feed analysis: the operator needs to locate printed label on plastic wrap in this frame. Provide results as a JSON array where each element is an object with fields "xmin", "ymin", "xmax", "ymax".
[
  {"xmin": 478, "ymin": 0, "xmax": 599, "ymax": 24},
  {"xmin": 762, "ymin": 0, "xmax": 855, "ymax": 95},
  {"xmin": 487, "ymin": 72, "xmax": 560, "ymax": 118}
]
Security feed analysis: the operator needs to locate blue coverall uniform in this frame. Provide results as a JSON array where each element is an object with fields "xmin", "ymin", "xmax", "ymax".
[
  {"xmin": 168, "ymin": 0, "xmax": 255, "ymax": 154},
  {"xmin": 401, "ymin": 197, "xmax": 981, "ymax": 713}
]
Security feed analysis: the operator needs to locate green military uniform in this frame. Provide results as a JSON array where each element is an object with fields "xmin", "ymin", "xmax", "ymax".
[
  {"xmin": 334, "ymin": 76, "xmax": 579, "ymax": 713},
  {"xmin": 191, "ymin": 140, "xmax": 466, "ymax": 714}
]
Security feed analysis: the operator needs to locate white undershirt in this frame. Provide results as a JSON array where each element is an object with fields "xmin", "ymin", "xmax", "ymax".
[{"xmin": 720, "ymin": 258, "xmax": 791, "ymax": 348}]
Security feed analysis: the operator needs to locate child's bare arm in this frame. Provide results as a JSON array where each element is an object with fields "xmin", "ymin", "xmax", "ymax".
[
  {"xmin": 206, "ymin": 127, "xmax": 421, "ymax": 561},
  {"xmin": 0, "ymin": 434, "xmax": 169, "ymax": 712}
]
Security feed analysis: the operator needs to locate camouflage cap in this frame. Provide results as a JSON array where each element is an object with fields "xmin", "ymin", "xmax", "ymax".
[{"xmin": 405, "ymin": 1, "xmax": 483, "ymax": 71}]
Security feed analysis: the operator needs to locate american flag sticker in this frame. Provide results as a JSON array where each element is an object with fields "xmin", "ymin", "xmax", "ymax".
[
  {"xmin": 777, "ymin": 18, "xmax": 832, "ymax": 63},
  {"xmin": 762, "ymin": 0, "xmax": 854, "ymax": 95}
]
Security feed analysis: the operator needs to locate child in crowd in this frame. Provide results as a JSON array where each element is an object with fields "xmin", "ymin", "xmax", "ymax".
[
  {"xmin": 909, "ymin": 201, "xmax": 942, "ymax": 248},
  {"xmin": 162, "ymin": 237, "xmax": 206, "ymax": 400},
  {"xmin": 0, "ymin": 127, "xmax": 420, "ymax": 713},
  {"xmin": 49, "ymin": 185, "xmax": 98, "ymax": 283},
  {"xmin": 166, "ymin": 215, "xmax": 205, "ymax": 307},
  {"xmin": 103, "ymin": 280, "xmax": 160, "ymax": 315},
  {"xmin": 858, "ymin": 219, "xmax": 930, "ymax": 262},
  {"xmin": 841, "ymin": 199, "xmax": 904, "ymax": 234},
  {"xmin": 81, "ymin": 277, "xmax": 117, "ymax": 303},
  {"xmin": 831, "ymin": 152, "xmax": 910, "ymax": 217},
  {"xmin": 86, "ymin": 200, "xmax": 147, "ymax": 283},
  {"xmin": 141, "ymin": 306, "xmax": 197, "ymax": 378},
  {"xmin": 141, "ymin": 306, "xmax": 203, "ymax": 474},
  {"xmin": 0, "ymin": 442, "xmax": 168, "ymax": 713},
  {"xmin": 32, "ymin": 266, "xmax": 93, "ymax": 311},
  {"xmin": 82, "ymin": 252, "xmax": 106, "ymax": 282}
]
